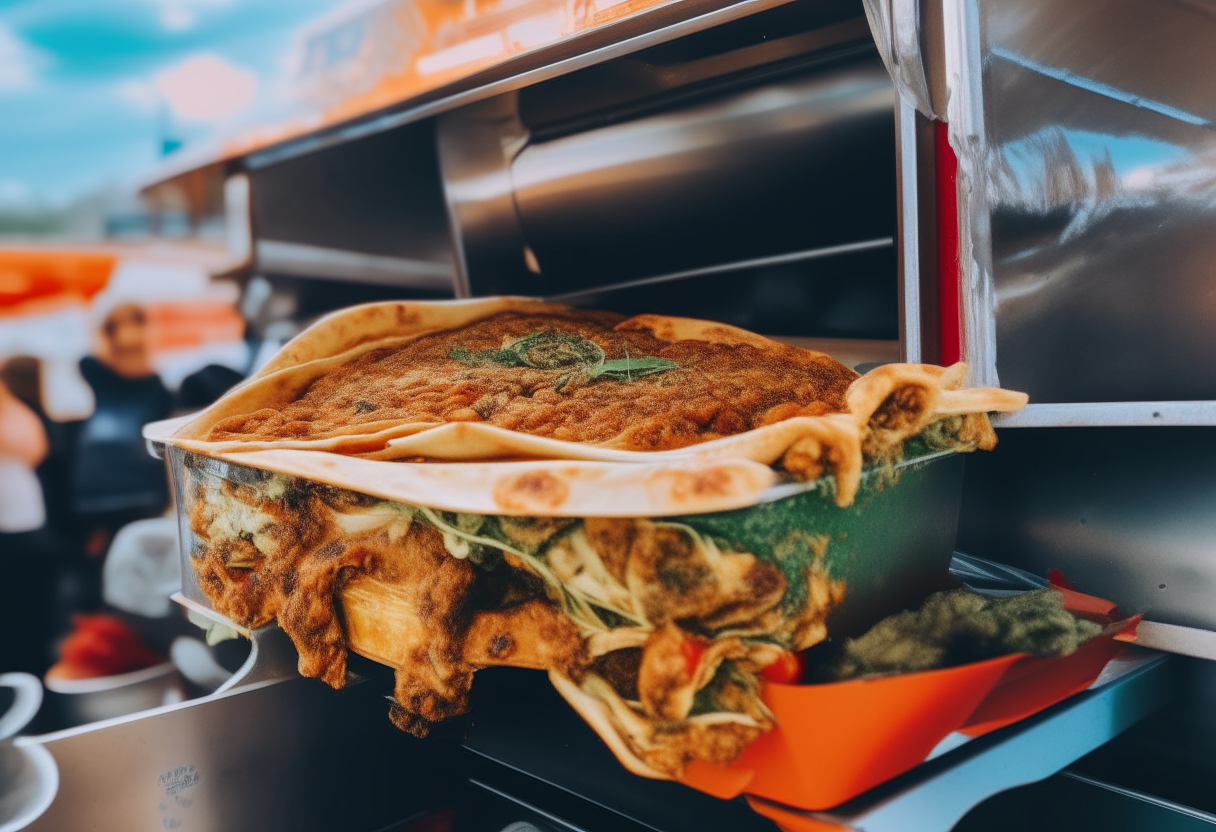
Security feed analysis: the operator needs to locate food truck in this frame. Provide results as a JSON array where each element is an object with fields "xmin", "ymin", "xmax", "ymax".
[{"xmin": 6, "ymin": 0, "xmax": 1215, "ymax": 829}]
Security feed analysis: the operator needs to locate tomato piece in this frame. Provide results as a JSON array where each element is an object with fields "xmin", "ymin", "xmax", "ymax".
[
  {"xmin": 56, "ymin": 614, "xmax": 164, "ymax": 677},
  {"xmin": 680, "ymin": 636, "xmax": 709, "ymax": 677},
  {"xmin": 759, "ymin": 649, "xmax": 805, "ymax": 684}
]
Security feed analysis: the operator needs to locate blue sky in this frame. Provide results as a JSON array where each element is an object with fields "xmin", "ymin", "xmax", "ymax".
[{"xmin": 0, "ymin": 0, "xmax": 343, "ymax": 207}]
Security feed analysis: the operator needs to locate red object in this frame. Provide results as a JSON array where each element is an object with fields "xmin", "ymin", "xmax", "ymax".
[
  {"xmin": 48, "ymin": 614, "xmax": 164, "ymax": 680},
  {"xmin": 959, "ymin": 616, "xmax": 1138, "ymax": 737},
  {"xmin": 1048, "ymin": 570, "xmax": 1121, "ymax": 623},
  {"xmin": 681, "ymin": 635, "xmax": 709, "ymax": 678},
  {"xmin": 679, "ymin": 582, "xmax": 1137, "ymax": 812},
  {"xmin": 758, "ymin": 649, "xmax": 805, "ymax": 685},
  {"xmin": 0, "ymin": 250, "xmax": 115, "ymax": 314},
  {"xmin": 934, "ymin": 121, "xmax": 962, "ymax": 366},
  {"xmin": 147, "ymin": 300, "xmax": 245, "ymax": 353}
]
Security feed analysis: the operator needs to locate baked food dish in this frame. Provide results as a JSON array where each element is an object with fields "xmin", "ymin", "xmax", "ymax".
[
  {"xmin": 173, "ymin": 298, "xmax": 1025, "ymax": 507},
  {"xmin": 204, "ymin": 306, "xmax": 857, "ymax": 451},
  {"xmin": 165, "ymin": 298, "xmax": 1027, "ymax": 779}
]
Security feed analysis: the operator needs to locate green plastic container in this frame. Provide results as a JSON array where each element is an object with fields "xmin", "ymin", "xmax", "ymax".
[{"xmin": 165, "ymin": 444, "xmax": 964, "ymax": 640}]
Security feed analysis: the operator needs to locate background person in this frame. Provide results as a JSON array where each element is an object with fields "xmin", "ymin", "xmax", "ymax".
[
  {"xmin": 0, "ymin": 374, "xmax": 54, "ymax": 673},
  {"xmin": 69, "ymin": 302, "xmax": 173, "ymax": 611}
]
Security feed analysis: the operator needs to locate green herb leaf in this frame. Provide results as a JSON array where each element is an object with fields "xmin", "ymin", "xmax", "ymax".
[
  {"xmin": 592, "ymin": 357, "xmax": 681, "ymax": 381},
  {"xmin": 450, "ymin": 346, "xmax": 527, "ymax": 367},
  {"xmin": 449, "ymin": 330, "xmax": 678, "ymax": 383},
  {"xmin": 513, "ymin": 331, "xmax": 603, "ymax": 369}
]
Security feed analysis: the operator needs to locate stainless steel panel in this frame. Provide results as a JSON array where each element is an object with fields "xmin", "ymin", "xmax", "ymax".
[
  {"xmin": 255, "ymin": 240, "xmax": 454, "ymax": 290},
  {"xmin": 510, "ymin": 57, "xmax": 896, "ymax": 292},
  {"xmin": 1065, "ymin": 655, "xmax": 1216, "ymax": 817},
  {"xmin": 540, "ymin": 240, "xmax": 899, "ymax": 340},
  {"xmin": 545, "ymin": 238, "xmax": 894, "ymax": 302},
  {"xmin": 1133, "ymin": 621, "xmax": 1216, "ymax": 663},
  {"xmin": 861, "ymin": 0, "xmax": 935, "ymax": 118},
  {"xmin": 896, "ymin": 96, "xmax": 922, "ymax": 362},
  {"xmin": 974, "ymin": 0, "xmax": 1216, "ymax": 404},
  {"xmin": 996, "ymin": 401, "xmax": 1216, "ymax": 429},
  {"xmin": 467, "ymin": 648, "xmax": 1170, "ymax": 832},
  {"xmin": 249, "ymin": 120, "xmax": 455, "ymax": 274},
  {"xmin": 953, "ymin": 766, "xmax": 1216, "ymax": 832},
  {"xmin": 957, "ymin": 427, "xmax": 1216, "ymax": 634},
  {"xmin": 19, "ymin": 631, "xmax": 458, "ymax": 832},
  {"xmin": 436, "ymin": 93, "xmax": 535, "ymax": 297}
]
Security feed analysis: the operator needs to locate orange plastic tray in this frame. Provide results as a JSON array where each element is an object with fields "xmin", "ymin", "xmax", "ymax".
[{"xmin": 679, "ymin": 576, "xmax": 1138, "ymax": 812}]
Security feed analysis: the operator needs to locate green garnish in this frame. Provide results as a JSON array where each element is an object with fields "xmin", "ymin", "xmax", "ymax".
[
  {"xmin": 812, "ymin": 587, "xmax": 1104, "ymax": 681},
  {"xmin": 449, "ymin": 330, "xmax": 679, "ymax": 388},
  {"xmin": 413, "ymin": 505, "xmax": 644, "ymax": 632}
]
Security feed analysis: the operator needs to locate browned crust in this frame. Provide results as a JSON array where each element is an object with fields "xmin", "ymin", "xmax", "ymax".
[
  {"xmin": 203, "ymin": 309, "xmax": 858, "ymax": 453},
  {"xmin": 154, "ymin": 301, "xmax": 1027, "ymax": 516}
]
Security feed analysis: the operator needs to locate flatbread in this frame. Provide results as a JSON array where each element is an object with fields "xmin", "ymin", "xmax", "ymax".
[{"xmin": 159, "ymin": 299, "xmax": 1027, "ymax": 511}]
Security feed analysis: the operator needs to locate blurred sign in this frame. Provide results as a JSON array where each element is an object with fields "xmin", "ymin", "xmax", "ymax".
[
  {"xmin": 149, "ymin": 0, "xmax": 681, "ymax": 181},
  {"xmin": 0, "ymin": 250, "xmax": 116, "ymax": 316},
  {"xmin": 0, "ymin": 246, "xmax": 246, "ymax": 420}
]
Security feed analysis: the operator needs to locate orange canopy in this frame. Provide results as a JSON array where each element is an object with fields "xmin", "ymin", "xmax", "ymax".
[{"xmin": 0, "ymin": 250, "xmax": 117, "ymax": 315}]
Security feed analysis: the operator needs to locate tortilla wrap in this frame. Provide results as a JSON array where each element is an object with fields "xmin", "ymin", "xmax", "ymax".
[{"xmin": 154, "ymin": 299, "xmax": 1026, "ymax": 511}]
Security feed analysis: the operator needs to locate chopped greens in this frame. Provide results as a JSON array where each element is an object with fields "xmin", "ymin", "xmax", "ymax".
[
  {"xmin": 412, "ymin": 504, "xmax": 644, "ymax": 631},
  {"xmin": 810, "ymin": 588, "xmax": 1104, "ymax": 681},
  {"xmin": 902, "ymin": 415, "xmax": 965, "ymax": 458},
  {"xmin": 449, "ymin": 330, "xmax": 679, "ymax": 387},
  {"xmin": 593, "ymin": 356, "xmax": 682, "ymax": 381},
  {"xmin": 688, "ymin": 662, "xmax": 734, "ymax": 717}
]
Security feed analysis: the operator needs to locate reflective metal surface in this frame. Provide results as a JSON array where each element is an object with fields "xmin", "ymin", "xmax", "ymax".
[
  {"xmin": 437, "ymin": 26, "xmax": 902, "ymax": 338},
  {"xmin": 462, "ymin": 668, "xmax": 781, "ymax": 832},
  {"xmin": 511, "ymin": 58, "xmax": 895, "ymax": 292},
  {"xmin": 249, "ymin": 120, "xmax": 455, "ymax": 285},
  {"xmin": 953, "ymin": 766, "xmax": 1216, "ymax": 832},
  {"xmin": 436, "ymin": 93, "xmax": 534, "ymax": 297},
  {"xmin": 254, "ymin": 241, "xmax": 454, "ymax": 290},
  {"xmin": 896, "ymin": 96, "xmax": 923, "ymax": 361},
  {"xmin": 19, "ymin": 628, "xmax": 458, "ymax": 832},
  {"xmin": 968, "ymin": 0, "xmax": 1216, "ymax": 407},
  {"xmin": 861, "ymin": 0, "xmax": 936, "ymax": 117},
  {"xmin": 994, "ymin": 400, "xmax": 1216, "ymax": 428},
  {"xmin": 958, "ymin": 427, "xmax": 1216, "ymax": 634}
]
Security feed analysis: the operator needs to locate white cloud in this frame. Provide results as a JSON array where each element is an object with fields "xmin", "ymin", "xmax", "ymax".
[
  {"xmin": 154, "ymin": 53, "xmax": 257, "ymax": 122},
  {"xmin": 160, "ymin": 6, "xmax": 195, "ymax": 32},
  {"xmin": 1122, "ymin": 166, "xmax": 1156, "ymax": 192},
  {"xmin": 0, "ymin": 179, "xmax": 31, "ymax": 206},
  {"xmin": 0, "ymin": 21, "xmax": 50, "ymax": 90},
  {"xmin": 144, "ymin": 0, "xmax": 234, "ymax": 33},
  {"xmin": 115, "ymin": 78, "xmax": 159, "ymax": 111}
]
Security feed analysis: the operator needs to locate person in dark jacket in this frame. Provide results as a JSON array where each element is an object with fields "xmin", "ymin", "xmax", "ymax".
[
  {"xmin": 69, "ymin": 304, "xmax": 172, "ymax": 610},
  {"xmin": 0, "ymin": 373, "xmax": 54, "ymax": 673}
]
